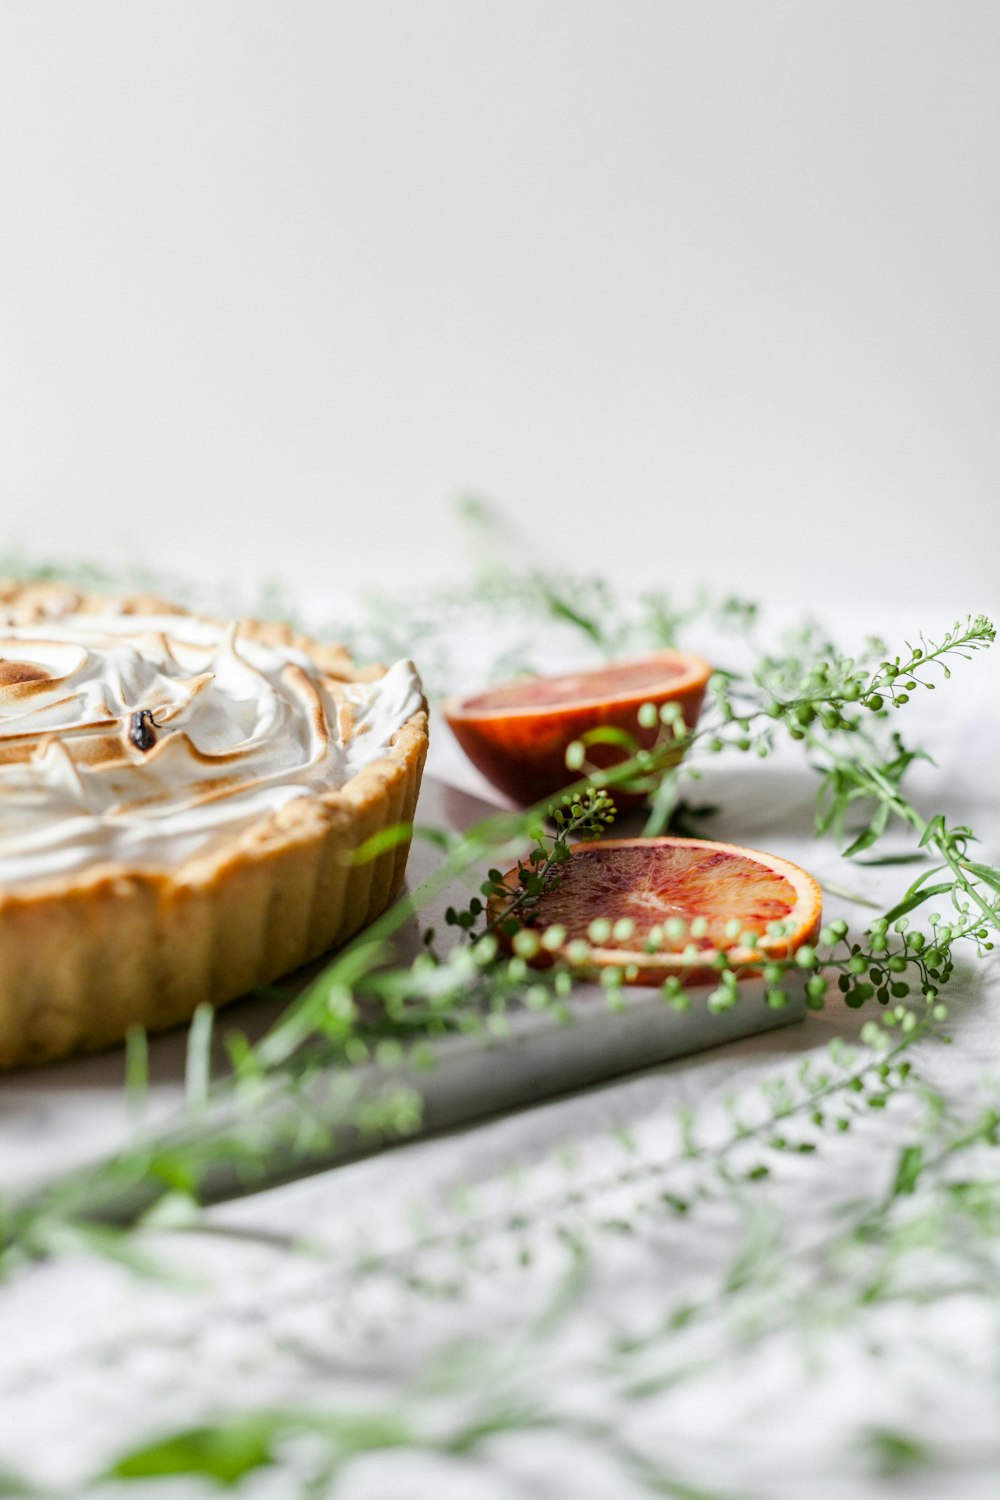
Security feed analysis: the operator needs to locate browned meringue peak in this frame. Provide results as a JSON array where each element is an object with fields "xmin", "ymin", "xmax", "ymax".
[
  {"xmin": 0, "ymin": 610, "xmax": 422, "ymax": 882},
  {"xmin": 0, "ymin": 659, "xmax": 51, "ymax": 687}
]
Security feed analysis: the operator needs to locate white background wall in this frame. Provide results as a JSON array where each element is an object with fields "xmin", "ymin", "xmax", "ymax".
[{"xmin": 0, "ymin": 2, "xmax": 997, "ymax": 619}]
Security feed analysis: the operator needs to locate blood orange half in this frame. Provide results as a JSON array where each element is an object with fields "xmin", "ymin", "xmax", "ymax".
[
  {"xmin": 444, "ymin": 651, "xmax": 712, "ymax": 806},
  {"xmin": 488, "ymin": 836, "xmax": 822, "ymax": 985}
]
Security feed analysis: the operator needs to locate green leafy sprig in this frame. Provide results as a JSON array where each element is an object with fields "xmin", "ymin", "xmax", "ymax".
[
  {"xmin": 0, "ymin": 554, "xmax": 999, "ymax": 1498},
  {"xmin": 0, "ymin": 558, "xmax": 993, "ymax": 1271},
  {"xmin": 0, "ymin": 599, "xmax": 993, "ymax": 1271},
  {"xmin": 11, "ymin": 1005, "xmax": 990, "ymax": 1500}
]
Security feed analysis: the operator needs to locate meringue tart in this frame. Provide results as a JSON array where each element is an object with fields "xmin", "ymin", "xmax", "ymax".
[{"xmin": 0, "ymin": 583, "xmax": 428, "ymax": 1067}]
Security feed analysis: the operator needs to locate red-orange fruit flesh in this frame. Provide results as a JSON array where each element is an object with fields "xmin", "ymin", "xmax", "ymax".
[
  {"xmin": 444, "ymin": 651, "xmax": 712, "ymax": 806},
  {"xmin": 490, "ymin": 836, "xmax": 823, "ymax": 987}
]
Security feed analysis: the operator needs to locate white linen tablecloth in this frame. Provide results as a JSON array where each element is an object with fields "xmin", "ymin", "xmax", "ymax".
[{"xmin": 1, "ymin": 604, "xmax": 998, "ymax": 1499}]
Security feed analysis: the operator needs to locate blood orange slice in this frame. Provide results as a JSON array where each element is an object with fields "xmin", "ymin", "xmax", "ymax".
[
  {"xmin": 444, "ymin": 651, "xmax": 712, "ymax": 806},
  {"xmin": 488, "ymin": 836, "xmax": 822, "ymax": 985}
]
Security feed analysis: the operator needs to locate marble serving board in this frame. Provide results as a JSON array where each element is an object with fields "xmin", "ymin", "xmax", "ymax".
[{"xmin": 0, "ymin": 775, "xmax": 805, "ymax": 1210}]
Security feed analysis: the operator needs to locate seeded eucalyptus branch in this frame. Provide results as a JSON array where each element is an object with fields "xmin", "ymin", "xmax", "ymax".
[
  {"xmin": 65, "ymin": 1084, "xmax": 1000, "ymax": 1498},
  {"xmin": 2, "ymin": 553, "xmax": 1000, "ymax": 1498},
  {"xmin": 0, "ymin": 560, "xmax": 991, "ymax": 1242},
  {"xmin": 443, "ymin": 789, "xmax": 617, "ymax": 943},
  {"xmin": 15, "ymin": 1006, "xmax": 996, "ymax": 1500},
  {"xmin": 0, "ymin": 561, "xmax": 993, "ymax": 1274},
  {"xmin": 705, "ymin": 614, "xmax": 995, "ymax": 850}
]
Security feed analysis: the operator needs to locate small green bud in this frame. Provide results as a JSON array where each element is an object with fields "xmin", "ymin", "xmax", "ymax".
[
  {"xmin": 565, "ymin": 740, "xmax": 586, "ymax": 771},
  {"xmin": 663, "ymin": 978, "xmax": 690, "ymax": 1011}
]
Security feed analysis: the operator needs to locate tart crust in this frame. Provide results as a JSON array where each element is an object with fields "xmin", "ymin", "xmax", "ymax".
[{"xmin": 0, "ymin": 583, "xmax": 429, "ymax": 1068}]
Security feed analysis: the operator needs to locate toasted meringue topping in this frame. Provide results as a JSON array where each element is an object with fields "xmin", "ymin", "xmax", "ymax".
[{"xmin": 0, "ymin": 613, "xmax": 423, "ymax": 883}]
